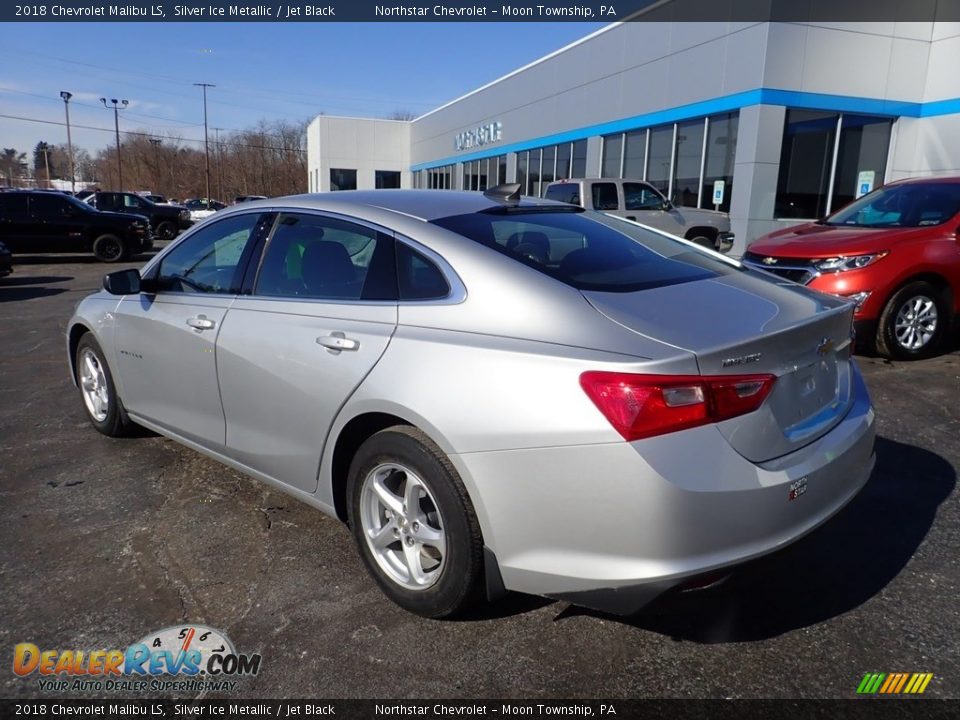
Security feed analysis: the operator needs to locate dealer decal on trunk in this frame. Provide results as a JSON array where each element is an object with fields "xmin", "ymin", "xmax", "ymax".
[{"xmin": 788, "ymin": 477, "xmax": 808, "ymax": 501}]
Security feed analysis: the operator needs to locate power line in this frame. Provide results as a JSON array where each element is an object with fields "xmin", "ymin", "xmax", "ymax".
[{"xmin": 0, "ymin": 113, "xmax": 307, "ymax": 154}]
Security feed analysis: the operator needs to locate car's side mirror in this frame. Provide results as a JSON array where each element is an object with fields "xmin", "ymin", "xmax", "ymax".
[
  {"xmin": 661, "ymin": 199, "xmax": 673, "ymax": 211},
  {"xmin": 103, "ymin": 269, "xmax": 141, "ymax": 295}
]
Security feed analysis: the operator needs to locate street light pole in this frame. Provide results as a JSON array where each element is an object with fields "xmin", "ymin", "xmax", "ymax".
[
  {"xmin": 60, "ymin": 91, "xmax": 75, "ymax": 193},
  {"xmin": 100, "ymin": 97, "xmax": 128, "ymax": 190},
  {"xmin": 194, "ymin": 83, "xmax": 215, "ymax": 203},
  {"xmin": 149, "ymin": 138, "xmax": 162, "ymax": 192}
]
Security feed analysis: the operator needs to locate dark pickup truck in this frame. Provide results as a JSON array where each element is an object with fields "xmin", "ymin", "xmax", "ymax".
[
  {"xmin": 85, "ymin": 191, "xmax": 192, "ymax": 240},
  {"xmin": 0, "ymin": 190, "xmax": 151, "ymax": 262}
]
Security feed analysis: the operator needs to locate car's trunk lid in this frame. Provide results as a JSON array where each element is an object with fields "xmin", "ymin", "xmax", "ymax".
[{"xmin": 582, "ymin": 271, "xmax": 855, "ymax": 462}]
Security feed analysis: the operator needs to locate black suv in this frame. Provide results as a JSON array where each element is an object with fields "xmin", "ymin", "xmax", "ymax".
[
  {"xmin": 0, "ymin": 191, "xmax": 152, "ymax": 262},
  {"xmin": 86, "ymin": 191, "xmax": 191, "ymax": 240}
]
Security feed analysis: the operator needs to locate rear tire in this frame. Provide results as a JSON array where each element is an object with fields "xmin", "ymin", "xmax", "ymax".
[
  {"xmin": 875, "ymin": 280, "xmax": 950, "ymax": 360},
  {"xmin": 75, "ymin": 334, "xmax": 137, "ymax": 437},
  {"xmin": 92, "ymin": 234, "xmax": 126, "ymax": 263},
  {"xmin": 346, "ymin": 426, "xmax": 485, "ymax": 618}
]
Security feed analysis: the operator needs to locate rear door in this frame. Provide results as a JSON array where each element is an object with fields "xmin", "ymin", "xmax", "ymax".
[
  {"xmin": 27, "ymin": 193, "xmax": 84, "ymax": 252},
  {"xmin": 0, "ymin": 193, "xmax": 31, "ymax": 250},
  {"xmin": 216, "ymin": 211, "xmax": 398, "ymax": 493}
]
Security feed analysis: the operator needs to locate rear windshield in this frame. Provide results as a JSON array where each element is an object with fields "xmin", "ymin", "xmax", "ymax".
[
  {"xmin": 544, "ymin": 183, "xmax": 581, "ymax": 206},
  {"xmin": 430, "ymin": 210, "xmax": 737, "ymax": 293}
]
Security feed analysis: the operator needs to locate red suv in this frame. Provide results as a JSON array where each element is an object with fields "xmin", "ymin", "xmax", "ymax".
[{"xmin": 745, "ymin": 177, "xmax": 960, "ymax": 359}]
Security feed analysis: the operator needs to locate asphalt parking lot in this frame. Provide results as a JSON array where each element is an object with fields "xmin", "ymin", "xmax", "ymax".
[{"xmin": 1, "ymin": 248, "xmax": 959, "ymax": 700}]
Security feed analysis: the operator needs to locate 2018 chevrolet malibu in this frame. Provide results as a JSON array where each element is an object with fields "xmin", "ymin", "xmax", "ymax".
[{"xmin": 67, "ymin": 187, "xmax": 876, "ymax": 618}]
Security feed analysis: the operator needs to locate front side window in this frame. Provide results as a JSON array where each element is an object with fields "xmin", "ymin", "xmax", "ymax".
[
  {"xmin": 255, "ymin": 213, "xmax": 395, "ymax": 301},
  {"xmin": 623, "ymin": 183, "xmax": 664, "ymax": 211},
  {"xmin": 431, "ymin": 210, "xmax": 731, "ymax": 293},
  {"xmin": 157, "ymin": 213, "xmax": 262, "ymax": 294},
  {"xmin": 123, "ymin": 194, "xmax": 145, "ymax": 209},
  {"xmin": 591, "ymin": 182, "xmax": 619, "ymax": 211}
]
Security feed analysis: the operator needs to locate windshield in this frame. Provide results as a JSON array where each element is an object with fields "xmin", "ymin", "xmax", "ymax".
[
  {"xmin": 825, "ymin": 182, "xmax": 960, "ymax": 228},
  {"xmin": 431, "ymin": 210, "xmax": 737, "ymax": 293}
]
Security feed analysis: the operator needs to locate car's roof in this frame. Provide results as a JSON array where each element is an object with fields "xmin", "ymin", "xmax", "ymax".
[
  {"xmin": 889, "ymin": 175, "xmax": 960, "ymax": 185},
  {"xmin": 253, "ymin": 189, "xmax": 563, "ymax": 222}
]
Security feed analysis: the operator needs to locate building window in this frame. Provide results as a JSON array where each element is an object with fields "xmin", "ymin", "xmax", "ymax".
[
  {"xmin": 529, "ymin": 147, "xmax": 542, "ymax": 197},
  {"xmin": 601, "ymin": 133, "xmax": 622, "ymax": 177},
  {"xmin": 672, "ymin": 119, "xmax": 706, "ymax": 207},
  {"xmin": 703, "ymin": 113, "xmax": 737, "ymax": 212},
  {"xmin": 330, "ymin": 168, "xmax": 357, "ymax": 192},
  {"xmin": 571, "ymin": 140, "xmax": 587, "ymax": 178},
  {"xmin": 776, "ymin": 110, "xmax": 892, "ymax": 219},
  {"xmin": 375, "ymin": 170, "xmax": 401, "ymax": 189},
  {"xmin": 623, "ymin": 129, "xmax": 646, "ymax": 179},
  {"xmin": 646, "ymin": 126, "xmax": 673, "ymax": 195},
  {"xmin": 517, "ymin": 151, "xmax": 528, "ymax": 195}
]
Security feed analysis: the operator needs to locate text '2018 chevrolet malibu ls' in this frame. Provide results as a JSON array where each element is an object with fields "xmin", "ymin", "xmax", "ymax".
[{"xmin": 67, "ymin": 186, "xmax": 876, "ymax": 618}]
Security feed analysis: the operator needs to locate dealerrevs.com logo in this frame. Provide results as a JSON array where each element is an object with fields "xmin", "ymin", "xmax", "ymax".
[{"xmin": 13, "ymin": 625, "xmax": 261, "ymax": 693}]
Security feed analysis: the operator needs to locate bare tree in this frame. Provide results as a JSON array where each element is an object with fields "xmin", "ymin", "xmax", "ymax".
[{"xmin": 388, "ymin": 110, "xmax": 416, "ymax": 121}]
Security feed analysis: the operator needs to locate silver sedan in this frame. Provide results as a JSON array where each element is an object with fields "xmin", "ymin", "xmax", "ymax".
[{"xmin": 67, "ymin": 187, "xmax": 876, "ymax": 618}]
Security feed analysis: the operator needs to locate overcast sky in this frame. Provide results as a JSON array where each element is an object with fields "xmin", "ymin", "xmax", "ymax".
[{"xmin": 1, "ymin": 22, "xmax": 604, "ymax": 157}]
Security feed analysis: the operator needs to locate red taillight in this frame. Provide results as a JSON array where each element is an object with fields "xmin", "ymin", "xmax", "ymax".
[{"xmin": 579, "ymin": 371, "xmax": 776, "ymax": 441}]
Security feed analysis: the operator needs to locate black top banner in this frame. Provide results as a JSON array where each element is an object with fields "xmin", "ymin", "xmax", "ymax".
[
  {"xmin": 4, "ymin": 0, "xmax": 960, "ymax": 22},
  {"xmin": 1, "ymin": 699, "xmax": 959, "ymax": 720}
]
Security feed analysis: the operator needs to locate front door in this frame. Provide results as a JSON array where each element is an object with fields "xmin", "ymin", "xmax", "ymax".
[
  {"xmin": 216, "ymin": 212, "xmax": 398, "ymax": 493},
  {"xmin": 113, "ymin": 212, "xmax": 269, "ymax": 448},
  {"xmin": 622, "ymin": 181, "xmax": 685, "ymax": 235}
]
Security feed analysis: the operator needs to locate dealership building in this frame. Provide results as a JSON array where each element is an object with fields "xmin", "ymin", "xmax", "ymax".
[{"xmin": 306, "ymin": 17, "xmax": 960, "ymax": 254}]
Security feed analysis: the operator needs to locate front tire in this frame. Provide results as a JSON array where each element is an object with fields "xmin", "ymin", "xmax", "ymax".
[
  {"xmin": 875, "ymin": 280, "xmax": 950, "ymax": 360},
  {"xmin": 347, "ymin": 426, "xmax": 484, "ymax": 618},
  {"xmin": 92, "ymin": 234, "xmax": 127, "ymax": 263},
  {"xmin": 75, "ymin": 334, "xmax": 136, "ymax": 437},
  {"xmin": 155, "ymin": 221, "xmax": 177, "ymax": 241}
]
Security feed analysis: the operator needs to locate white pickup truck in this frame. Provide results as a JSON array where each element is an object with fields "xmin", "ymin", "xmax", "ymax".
[{"xmin": 545, "ymin": 178, "xmax": 734, "ymax": 253}]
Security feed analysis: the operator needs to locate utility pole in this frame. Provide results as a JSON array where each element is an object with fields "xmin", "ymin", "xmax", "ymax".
[
  {"xmin": 100, "ymin": 97, "xmax": 128, "ymax": 190},
  {"xmin": 194, "ymin": 82, "xmax": 215, "ymax": 203},
  {"xmin": 60, "ymin": 91, "xmax": 75, "ymax": 192},
  {"xmin": 213, "ymin": 127, "xmax": 224, "ymax": 202},
  {"xmin": 149, "ymin": 138, "xmax": 162, "ymax": 192},
  {"xmin": 41, "ymin": 146, "xmax": 51, "ymax": 188}
]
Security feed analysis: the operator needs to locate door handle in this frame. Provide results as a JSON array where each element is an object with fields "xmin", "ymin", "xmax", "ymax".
[
  {"xmin": 317, "ymin": 332, "xmax": 359, "ymax": 353},
  {"xmin": 186, "ymin": 315, "xmax": 216, "ymax": 331}
]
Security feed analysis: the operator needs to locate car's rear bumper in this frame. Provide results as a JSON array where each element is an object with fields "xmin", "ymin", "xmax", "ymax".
[{"xmin": 452, "ymin": 363, "xmax": 875, "ymax": 614}]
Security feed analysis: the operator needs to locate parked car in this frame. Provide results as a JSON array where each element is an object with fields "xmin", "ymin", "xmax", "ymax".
[
  {"xmin": 85, "ymin": 191, "xmax": 192, "ymax": 241},
  {"xmin": 68, "ymin": 186, "xmax": 874, "ymax": 618},
  {"xmin": 0, "ymin": 240, "xmax": 12, "ymax": 277},
  {"xmin": 745, "ymin": 176, "xmax": 960, "ymax": 359},
  {"xmin": 0, "ymin": 190, "xmax": 151, "ymax": 262},
  {"xmin": 545, "ymin": 178, "xmax": 734, "ymax": 252},
  {"xmin": 183, "ymin": 198, "xmax": 226, "ymax": 223},
  {"xmin": 234, "ymin": 195, "xmax": 267, "ymax": 204}
]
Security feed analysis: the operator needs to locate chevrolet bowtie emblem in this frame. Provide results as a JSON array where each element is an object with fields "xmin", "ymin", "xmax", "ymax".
[
  {"xmin": 816, "ymin": 337, "xmax": 834, "ymax": 356},
  {"xmin": 761, "ymin": 256, "xmax": 778, "ymax": 265}
]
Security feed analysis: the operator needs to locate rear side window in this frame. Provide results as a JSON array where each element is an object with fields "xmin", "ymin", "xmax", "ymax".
[
  {"xmin": 28, "ymin": 193, "xmax": 69, "ymax": 218},
  {"xmin": 397, "ymin": 243, "xmax": 449, "ymax": 300},
  {"xmin": 544, "ymin": 183, "xmax": 581, "ymax": 206},
  {"xmin": 255, "ymin": 213, "xmax": 396, "ymax": 301},
  {"xmin": 0, "ymin": 193, "xmax": 29, "ymax": 218},
  {"xmin": 591, "ymin": 183, "xmax": 619, "ymax": 211},
  {"xmin": 431, "ymin": 210, "xmax": 733, "ymax": 293}
]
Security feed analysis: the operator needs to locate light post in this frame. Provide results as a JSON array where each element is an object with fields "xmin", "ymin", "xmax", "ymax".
[
  {"xmin": 60, "ymin": 91, "xmax": 75, "ymax": 193},
  {"xmin": 213, "ymin": 127, "xmax": 224, "ymax": 202},
  {"xmin": 193, "ymin": 83, "xmax": 215, "ymax": 203},
  {"xmin": 100, "ymin": 97, "xmax": 128, "ymax": 190},
  {"xmin": 149, "ymin": 138, "xmax": 162, "ymax": 190}
]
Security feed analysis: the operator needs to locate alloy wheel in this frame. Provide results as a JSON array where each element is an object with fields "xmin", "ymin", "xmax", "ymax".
[
  {"xmin": 894, "ymin": 295, "xmax": 938, "ymax": 351},
  {"xmin": 359, "ymin": 463, "xmax": 447, "ymax": 591},
  {"xmin": 79, "ymin": 348, "xmax": 109, "ymax": 422}
]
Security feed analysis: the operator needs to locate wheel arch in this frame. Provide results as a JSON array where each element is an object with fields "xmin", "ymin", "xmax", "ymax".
[
  {"xmin": 881, "ymin": 271, "xmax": 954, "ymax": 315},
  {"xmin": 683, "ymin": 225, "xmax": 719, "ymax": 241},
  {"xmin": 67, "ymin": 322, "xmax": 93, "ymax": 387}
]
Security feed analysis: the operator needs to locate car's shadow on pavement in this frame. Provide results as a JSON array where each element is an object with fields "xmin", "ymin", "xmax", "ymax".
[
  {"xmin": 554, "ymin": 435, "xmax": 954, "ymax": 641},
  {"xmin": 10, "ymin": 251, "xmax": 158, "ymax": 266}
]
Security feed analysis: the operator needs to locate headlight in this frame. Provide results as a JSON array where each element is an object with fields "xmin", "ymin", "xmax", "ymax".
[
  {"xmin": 813, "ymin": 252, "xmax": 888, "ymax": 272},
  {"xmin": 180, "ymin": 209, "xmax": 189, "ymax": 219}
]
